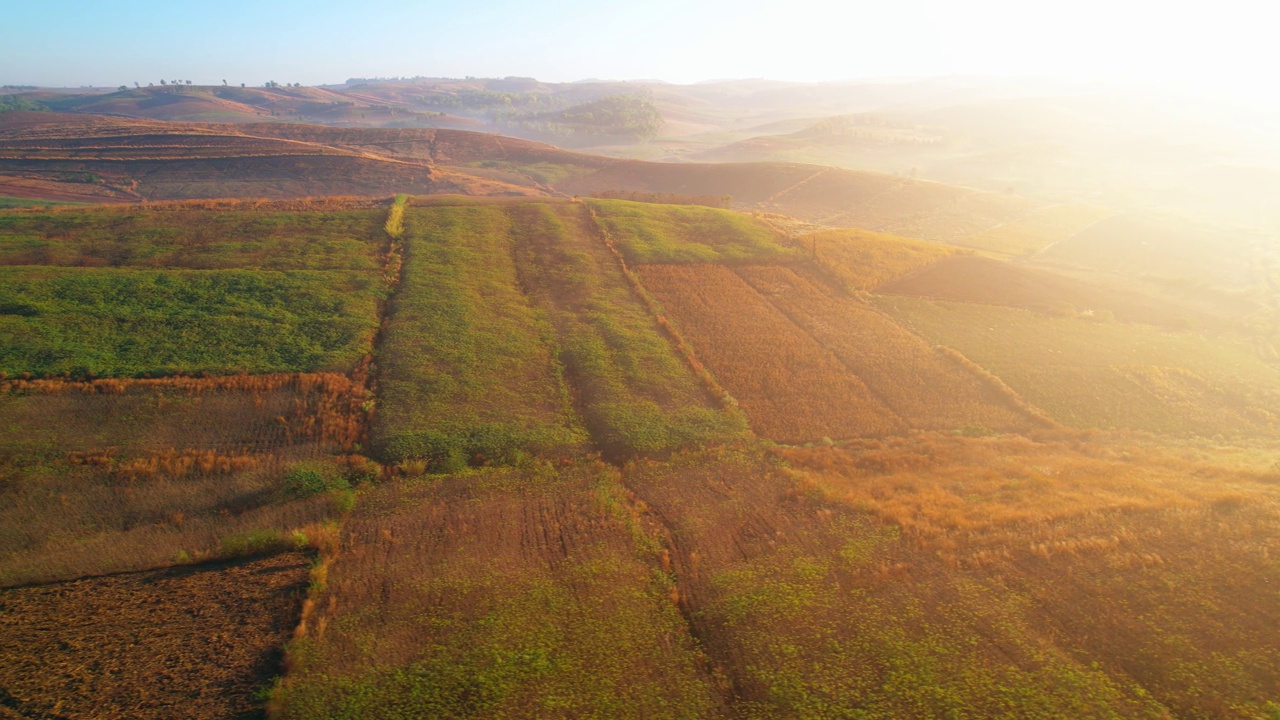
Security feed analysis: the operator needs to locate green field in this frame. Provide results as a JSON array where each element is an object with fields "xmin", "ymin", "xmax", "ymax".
[
  {"xmin": 0, "ymin": 267, "xmax": 384, "ymax": 376},
  {"xmin": 507, "ymin": 202, "xmax": 748, "ymax": 456},
  {"xmin": 370, "ymin": 205, "xmax": 586, "ymax": 467},
  {"xmin": 875, "ymin": 295, "xmax": 1280, "ymax": 435},
  {"xmin": 586, "ymin": 198, "xmax": 798, "ymax": 264},
  {"xmin": 0, "ymin": 208, "xmax": 385, "ymax": 270}
]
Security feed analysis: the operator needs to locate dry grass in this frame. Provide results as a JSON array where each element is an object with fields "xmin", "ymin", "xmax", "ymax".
[
  {"xmin": 273, "ymin": 462, "xmax": 722, "ymax": 719},
  {"xmin": 736, "ymin": 265, "xmax": 1035, "ymax": 433},
  {"xmin": 793, "ymin": 226, "xmax": 956, "ymax": 291},
  {"xmin": 958, "ymin": 203, "xmax": 1114, "ymax": 256},
  {"xmin": 636, "ymin": 264, "xmax": 903, "ymax": 442},
  {"xmin": 0, "ymin": 373, "xmax": 374, "ymax": 586}
]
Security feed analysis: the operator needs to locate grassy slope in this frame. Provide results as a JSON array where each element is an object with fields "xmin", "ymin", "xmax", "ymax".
[
  {"xmin": 0, "ymin": 266, "xmax": 383, "ymax": 376},
  {"xmin": 274, "ymin": 463, "xmax": 721, "ymax": 719},
  {"xmin": 506, "ymin": 202, "xmax": 748, "ymax": 456},
  {"xmin": 586, "ymin": 198, "xmax": 798, "ymax": 264},
  {"xmin": 876, "ymin": 295, "xmax": 1280, "ymax": 436},
  {"xmin": 370, "ymin": 205, "xmax": 586, "ymax": 466}
]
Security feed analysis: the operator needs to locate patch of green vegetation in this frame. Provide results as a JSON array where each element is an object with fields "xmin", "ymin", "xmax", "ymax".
[
  {"xmin": 0, "ymin": 95, "xmax": 49, "ymax": 113},
  {"xmin": 587, "ymin": 199, "xmax": 799, "ymax": 264},
  {"xmin": 0, "ymin": 209, "xmax": 386, "ymax": 269},
  {"xmin": 508, "ymin": 203, "xmax": 748, "ymax": 457},
  {"xmin": 0, "ymin": 197, "xmax": 82, "ymax": 209},
  {"xmin": 284, "ymin": 461, "xmax": 352, "ymax": 499},
  {"xmin": 0, "ymin": 267, "xmax": 383, "ymax": 376},
  {"xmin": 371, "ymin": 206, "xmax": 586, "ymax": 467}
]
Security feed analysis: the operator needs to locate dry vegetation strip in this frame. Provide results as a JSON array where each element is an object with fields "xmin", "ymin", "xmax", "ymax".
[
  {"xmin": 272, "ymin": 463, "xmax": 722, "ymax": 719},
  {"xmin": 370, "ymin": 205, "xmax": 586, "ymax": 468},
  {"xmin": 0, "ymin": 552, "xmax": 309, "ymax": 720},
  {"xmin": 735, "ymin": 265, "xmax": 1033, "ymax": 433},
  {"xmin": 635, "ymin": 264, "xmax": 902, "ymax": 442},
  {"xmin": 0, "ymin": 374, "xmax": 373, "ymax": 586},
  {"xmin": 876, "ymin": 295, "xmax": 1280, "ymax": 436},
  {"xmin": 776, "ymin": 435, "xmax": 1280, "ymax": 717},
  {"xmin": 795, "ymin": 226, "xmax": 955, "ymax": 291},
  {"xmin": 507, "ymin": 202, "xmax": 747, "ymax": 457},
  {"xmin": 877, "ymin": 253, "xmax": 1218, "ymax": 328},
  {"xmin": 624, "ymin": 450, "xmax": 1167, "ymax": 718},
  {"xmin": 957, "ymin": 203, "xmax": 1114, "ymax": 256}
]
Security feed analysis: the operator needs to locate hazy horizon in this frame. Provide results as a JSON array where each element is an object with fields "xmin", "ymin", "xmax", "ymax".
[{"xmin": 6, "ymin": 0, "xmax": 1278, "ymax": 109}]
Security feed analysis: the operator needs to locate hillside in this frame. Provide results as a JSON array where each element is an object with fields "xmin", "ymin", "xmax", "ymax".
[{"xmin": 2, "ymin": 177, "xmax": 1280, "ymax": 716}]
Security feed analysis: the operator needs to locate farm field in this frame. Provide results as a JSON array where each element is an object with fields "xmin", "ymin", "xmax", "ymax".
[
  {"xmin": 777, "ymin": 434, "xmax": 1280, "ymax": 718},
  {"xmin": 796, "ymin": 226, "xmax": 956, "ymax": 291},
  {"xmin": 876, "ymin": 295, "xmax": 1280, "ymax": 436},
  {"xmin": 3, "ymin": 184, "xmax": 1280, "ymax": 720},
  {"xmin": 0, "ymin": 552, "xmax": 310, "ymax": 720},
  {"xmin": 0, "ymin": 266, "xmax": 383, "ymax": 376},
  {"xmin": 957, "ymin": 203, "xmax": 1114, "ymax": 256},
  {"xmin": 507, "ymin": 202, "xmax": 748, "ymax": 456},
  {"xmin": 0, "ymin": 204, "xmax": 386, "ymax": 269},
  {"xmin": 585, "ymin": 198, "xmax": 797, "ymax": 264},
  {"xmin": 0, "ymin": 373, "xmax": 371, "ymax": 586},
  {"xmin": 877, "ymin": 253, "xmax": 1227, "ymax": 328},
  {"xmin": 272, "ymin": 463, "xmax": 722, "ymax": 719},
  {"xmin": 369, "ymin": 204, "xmax": 587, "ymax": 468},
  {"xmin": 1037, "ymin": 213, "xmax": 1255, "ymax": 290},
  {"xmin": 636, "ymin": 263, "xmax": 903, "ymax": 442},
  {"xmin": 734, "ymin": 265, "xmax": 1033, "ymax": 432}
]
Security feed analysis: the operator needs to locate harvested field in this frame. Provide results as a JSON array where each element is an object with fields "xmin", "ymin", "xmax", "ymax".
[
  {"xmin": 0, "ymin": 552, "xmax": 309, "ymax": 720},
  {"xmin": 371, "ymin": 205, "xmax": 586, "ymax": 466},
  {"xmin": 796, "ymin": 226, "xmax": 955, "ymax": 291},
  {"xmin": 0, "ymin": 374, "xmax": 370, "ymax": 585},
  {"xmin": 878, "ymin": 253, "xmax": 1224, "ymax": 328},
  {"xmin": 957, "ymin": 203, "xmax": 1114, "ymax": 256},
  {"xmin": 877, "ymin": 296, "xmax": 1280, "ymax": 436},
  {"xmin": 1037, "ymin": 213, "xmax": 1254, "ymax": 290},
  {"xmin": 636, "ymin": 264, "xmax": 903, "ymax": 442},
  {"xmin": 735, "ymin": 265, "xmax": 1032, "ymax": 432},
  {"xmin": 273, "ymin": 464, "xmax": 721, "ymax": 719},
  {"xmin": 777, "ymin": 436, "xmax": 1280, "ymax": 717},
  {"xmin": 624, "ymin": 450, "xmax": 1167, "ymax": 718},
  {"xmin": 508, "ymin": 202, "xmax": 747, "ymax": 456}
]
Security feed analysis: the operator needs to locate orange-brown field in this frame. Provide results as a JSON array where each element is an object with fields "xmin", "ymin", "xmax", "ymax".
[
  {"xmin": 0, "ymin": 552, "xmax": 310, "ymax": 720},
  {"xmin": 636, "ymin": 263, "xmax": 903, "ymax": 441},
  {"xmin": 735, "ymin": 265, "xmax": 1034, "ymax": 433}
]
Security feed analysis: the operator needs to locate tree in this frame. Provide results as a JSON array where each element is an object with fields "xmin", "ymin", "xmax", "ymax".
[
  {"xmin": 160, "ymin": 79, "xmax": 166, "ymax": 85},
  {"xmin": 117, "ymin": 85, "xmax": 127, "ymax": 92},
  {"xmin": 222, "ymin": 79, "xmax": 227, "ymax": 86}
]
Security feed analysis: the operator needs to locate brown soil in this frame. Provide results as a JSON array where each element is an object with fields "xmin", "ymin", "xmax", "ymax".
[{"xmin": 0, "ymin": 552, "xmax": 309, "ymax": 719}]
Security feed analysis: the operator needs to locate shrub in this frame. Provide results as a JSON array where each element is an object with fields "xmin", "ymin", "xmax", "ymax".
[{"xmin": 283, "ymin": 462, "xmax": 351, "ymax": 499}]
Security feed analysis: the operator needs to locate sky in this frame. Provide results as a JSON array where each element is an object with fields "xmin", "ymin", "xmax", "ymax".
[{"xmin": 3, "ymin": 0, "xmax": 1277, "ymax": 106}]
